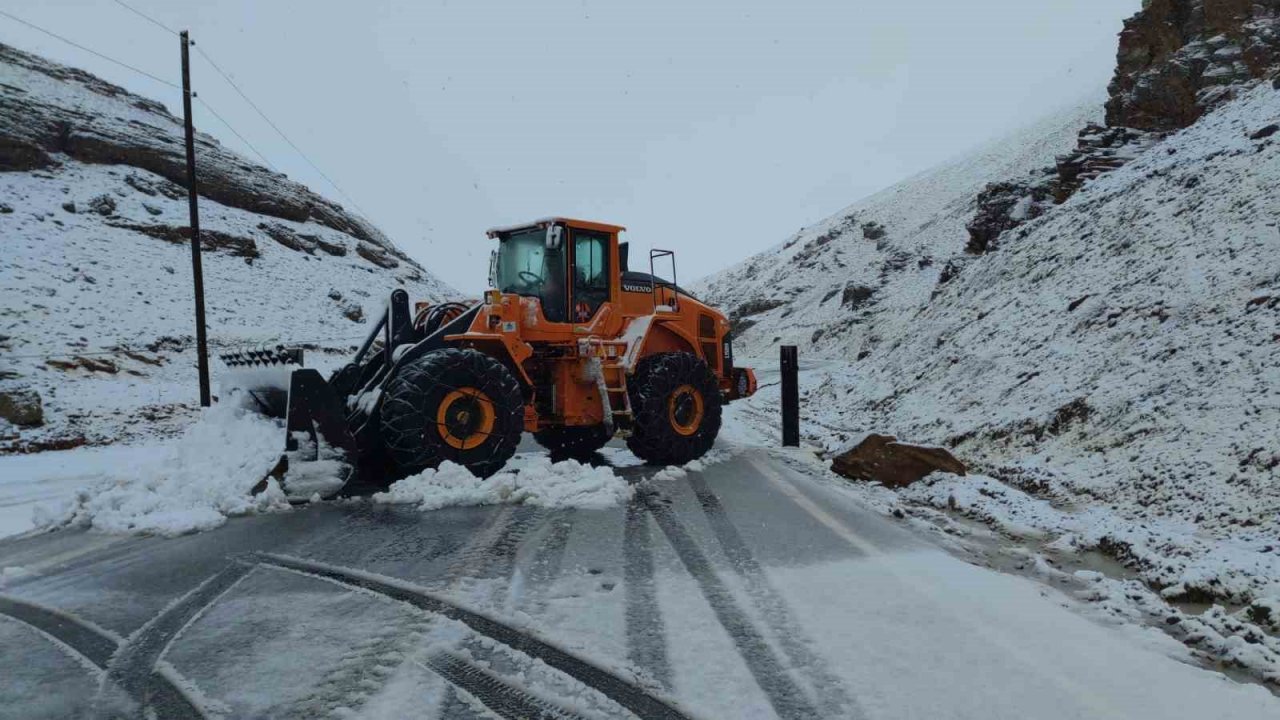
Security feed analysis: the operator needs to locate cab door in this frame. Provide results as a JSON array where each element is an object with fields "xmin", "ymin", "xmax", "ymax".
[{"xmin": 569, "ymin": 228, "xmax": 613, "ymax": 324}]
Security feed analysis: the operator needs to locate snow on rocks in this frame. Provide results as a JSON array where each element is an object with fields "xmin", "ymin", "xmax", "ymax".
[
  {"xmin": 34, "ymin": 395, "xmax": 289, "ymax": 536},
  {"xmin": 373, "ymin": 456, "xmax": 633, "ymax": 512}
]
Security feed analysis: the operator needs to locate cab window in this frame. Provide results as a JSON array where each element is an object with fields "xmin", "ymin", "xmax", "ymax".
[
  {"xmin": 572, "ymin": 229, "xmax": 610, "ymax": 322},
  {"xmin": 495, "ymin": 227, "xmax": 567, "ymax": 322}
]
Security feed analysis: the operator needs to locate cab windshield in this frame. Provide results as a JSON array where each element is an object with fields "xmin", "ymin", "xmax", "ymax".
[{"xmin": 495, "ymin": 227, "xmax": 567, "ymax": 322}]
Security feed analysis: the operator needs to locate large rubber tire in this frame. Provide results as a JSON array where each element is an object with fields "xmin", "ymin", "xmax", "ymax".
[
  {"xmin": 626, "ymin": 352, "xmax": 722, "ymax": 466},
  {"xmin": 533, "ymin": 425, "xmax": 612, "ymax": 461},
  {"xmin": 381, "ymin": 348, "xmax": 523, "ymax": 478}
]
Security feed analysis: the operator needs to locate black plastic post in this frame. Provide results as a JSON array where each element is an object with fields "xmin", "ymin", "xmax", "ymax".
[
  {"xmin": 180, "ymin": 30, "xmax": 211, "ymax": 407},
  {"xmin": 781, "ymin": 345, "xmax": 798, "ymax": 447}
]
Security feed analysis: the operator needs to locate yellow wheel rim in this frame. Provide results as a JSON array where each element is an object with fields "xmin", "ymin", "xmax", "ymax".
[
  {"xmin": 667, "ymin": 384, "xmax": 705, "ymax": 437},
  {"xmin": 436, "ymin": 388, "xmax": 496, "ymax": 450}
]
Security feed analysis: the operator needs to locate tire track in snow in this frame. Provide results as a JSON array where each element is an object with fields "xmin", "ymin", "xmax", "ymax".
[
  {"xmin": 420, "ymin": 650, "xmax": 587, "ymax": 719},
  {"xmin": 0, "ymin": 594, "xmax": 120, "ymax": 669},
  {"xmin": 98, "ymin": 560, "xmax": 255, "ymax": 719},
  {"xmin": 255, "ymin": 552, "xmax": 691, "ymax": 720},
  {"xmin": 640, "ymin": 489, "xmax": 821, "ymax": 720},
  {"xmin": 623, "ymin": 499, "xmax": 672, "ymax": 690},
  {"xmin": 440, "ymin": 506, "xmax": 545, "ymax": 585},
  {"xmin": 0, "ymin": 595, "xmax": 225, "ymax": 720},
  {"xmin": 522, "ymin": 509, "xmax": 576, "ymax": 612},
  {"xmin": 436, "ymin": 505, "xmax": 547, "ymax": 718},
  {"xmin": 291, "ymin": 614, "xmax": 433, "ymax": 718},
  {"xmin": 687, "ymin": 472, "xmax": 862, "ymax": 718}
]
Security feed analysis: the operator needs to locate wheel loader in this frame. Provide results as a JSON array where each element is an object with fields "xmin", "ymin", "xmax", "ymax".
[{"xmin": 221, "ymin": 218, "xmax": 757, "ymax": 499}]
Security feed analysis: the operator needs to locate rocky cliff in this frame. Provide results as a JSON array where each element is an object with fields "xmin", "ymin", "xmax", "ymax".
[
  {"xmin": 969, "ymin": 0, "xmax": 1280, "ymax": 252},
  {"xmin": 1108, "ymin": 0, "xmax": 1280, "ymax": 131}
]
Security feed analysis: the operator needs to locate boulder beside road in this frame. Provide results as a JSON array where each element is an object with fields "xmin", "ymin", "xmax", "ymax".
[
  {"xmin": 830, "ymin": 434, "xmax": 966, "ymax": 487},
  {"xmin": 0, "ymin": 389, "xmax": 43, "ymax": 427}
]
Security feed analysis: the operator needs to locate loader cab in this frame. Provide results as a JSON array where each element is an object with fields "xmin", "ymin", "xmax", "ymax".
[{"xmin": 487, "ymin": 218, "xmax": 624, "ymax": 326}]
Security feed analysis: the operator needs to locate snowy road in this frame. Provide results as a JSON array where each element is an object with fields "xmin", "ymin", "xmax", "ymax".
[{"xmin": 1, "ymin": 445, "xmax": 1276, "ymax": 719}]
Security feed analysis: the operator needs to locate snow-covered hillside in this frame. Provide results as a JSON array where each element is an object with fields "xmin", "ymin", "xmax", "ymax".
[
  {"xmin": 700, "ymin": 0, "xmax": 1280, "ymax": 686},
  {"xmin": 696, "ymin": 98, "xmax": 1102, "ymax": 358},
  {"xmin": 0, "ymin": 42, "xmax": 455, "ymax": 449}
]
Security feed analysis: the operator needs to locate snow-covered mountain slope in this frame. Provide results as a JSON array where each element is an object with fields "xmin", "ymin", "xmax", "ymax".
[
  {"xmin": 696, "ymin": 98, "xmax": 1103, "ymax": 358},
  {"xmin": 699, "ymin": 1, "xmax": 1280, "ymax": 640},
  {"xmin": 0, "ymin": 42, "xmax": 455, "ymax": 449},
  {"xmin": 806, "ymin": 79, "xmax": 1280, "ymax": 574}
]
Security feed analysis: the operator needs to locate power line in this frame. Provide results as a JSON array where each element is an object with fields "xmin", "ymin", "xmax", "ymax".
[
  {"xmin": 192, "ymin": 44, "xmax": 375, "ymax": 222},
  {"xmin": 0, "ymin": 8, "xmax": 181, "ymax": 90},
  {"xmin": 109, "ymin": 0, "xmax": 177, "ymax": 36},
  {"xmin": 195, "ymin": 97, "xmax": 277, "ymax": 170}
]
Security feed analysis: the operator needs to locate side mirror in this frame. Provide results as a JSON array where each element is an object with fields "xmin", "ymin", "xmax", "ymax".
[
  {"xmin": 545, "ymin": 224, "xmax": 563, "ymax": 250},
  {"xmin": 488, "ymin": 249, "xmax": 498, "ymax": 288}
]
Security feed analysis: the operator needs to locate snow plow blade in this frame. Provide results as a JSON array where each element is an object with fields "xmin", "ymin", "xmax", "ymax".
[{"xmin": 220, "ymin": 348, "xmax": 359, "ymax": 501}]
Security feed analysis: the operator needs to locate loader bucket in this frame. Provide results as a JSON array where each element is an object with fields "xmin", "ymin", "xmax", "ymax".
[
  {"xmin": 220, "ymin": 348, "xmax": 359, "ymax": 501},
  {"xmin": 218, "ymin": 346, "xmax": 303, "ymax": 418}
]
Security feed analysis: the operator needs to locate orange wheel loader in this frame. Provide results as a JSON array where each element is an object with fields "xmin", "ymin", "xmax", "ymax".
[{"xmin": 220, "ymin": 218, "xmax": 757, "ymax": 499}]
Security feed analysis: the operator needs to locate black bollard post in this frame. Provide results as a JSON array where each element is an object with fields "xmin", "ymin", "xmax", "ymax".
[{"xmin": 781, "ymin": 345, "xmax": 799, "ymax": 447}]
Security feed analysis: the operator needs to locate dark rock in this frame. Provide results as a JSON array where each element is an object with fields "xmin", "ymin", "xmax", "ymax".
[
  {"xmin": 830, "ymin": 434, "xmax": 967, "ymax": 488},
  {"xmin": 327, "ymin": 288, "xmax": 344, "ymax": 301},
  {"xmin": 1054, "ymin": 124, "xmax": 1162, "ymax": 203},
  {"xmin": 879, "ymin": 250, "xmax": 913, "ymax": 278},
  {"xmin": 0, "ymin": 136, "xmax": 54, "ymax": 171},
  {"xmin": 87, "ymin": 193, "xmax": 116, "ymax": 215},
  {"xmin": 0, "ymin": 389, "xmax": 44, "ymax": 427},
  {"xmin": 842, "ymin": 285, "xmax": 875, "ymax": 310},
  {"xmin": 342, "ymin": 302, "xmax": 365, "ymax": 323},
  {"xmin": 356, "ymin": 242, "xmax": 399, "ymax": 269},
  {"xmin": 734, "ymin": 297, "xmax": 787, "ymax": 319},
  {"xmin": 106, "ymin": 221, "xmax": 260, "ymax": 259},
  {"xmin": 966, "ymin": 172, "xmax": 1059, "ymax": 254},
  {"xmin": 0, "ymin": 202, "xmax": 12, "ymax": 214},
  {"xmin": 142, "ymin": 203, "xmax": 162, "ymax": 216},
  {"xmin": 1046, "ymin": 398, "xmax": 1092, "ymax": 436},
  {"xmin": 76, "ymin": 356, "xmax": 118, "ymax": 374},
  {"xmin": 1250, "ymin": 123, "xmax": 1279, "ymax": 140},
  {"xmin": 938, "ymin": 258, "xmax": 966, "ymax": 284},
  {"xmin": 258, "ymin": 221, "xmax": 315, "ymax": 253},
  {"xmin": 299, "ymin": 232, "xmax": 346, "ymax": 256},
  {"xmin": 61, "ymin": 200, "xmax": 76, "ymax": 213},
  {"xmin": 125, "ymin": 172, "xmax": 184, "ymax": 199},
  {"xmin": 861, "ymin": 221, "xmax": 886, "ymax": 240}
]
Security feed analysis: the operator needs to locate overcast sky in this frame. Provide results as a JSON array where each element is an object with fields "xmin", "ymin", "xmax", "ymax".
[{"xmin": 3, "ymin": 0, "xmax": 1139, "ymax": 292}]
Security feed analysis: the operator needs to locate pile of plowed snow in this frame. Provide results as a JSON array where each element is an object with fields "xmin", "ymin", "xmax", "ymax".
[
  {"xmin": 373, "ymin": 457, "xmax": 633, "ymax": 511},
  {"xmin": 30, "ymin": 399, "xmax": 634, "ymax": 536},
  {"xmin": 35, "ymin": 397, "xmax": 289, "ymax": 536}
]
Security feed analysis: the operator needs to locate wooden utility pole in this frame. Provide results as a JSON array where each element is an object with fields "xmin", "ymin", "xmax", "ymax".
[{"xmin": 180, "ymin": 30, "xmax": 211, "ymax": 407}]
